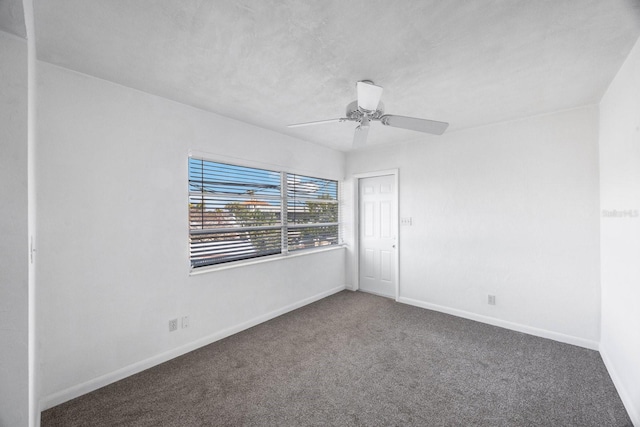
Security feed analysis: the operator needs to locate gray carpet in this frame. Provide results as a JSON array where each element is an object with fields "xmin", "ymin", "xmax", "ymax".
[{"xmin": 42, "ymin": 291, "xmax": 632, "ymax": 426}]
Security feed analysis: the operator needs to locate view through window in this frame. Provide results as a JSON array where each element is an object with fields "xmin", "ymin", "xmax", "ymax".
[{"xmin": 189, "ymin": 158, "xmax": 339, "ymax": 268}]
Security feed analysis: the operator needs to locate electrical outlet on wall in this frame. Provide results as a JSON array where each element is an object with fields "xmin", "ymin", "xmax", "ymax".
[
  {"xmin": 169, "ymin": 319, "xmax": 178, "ymax": 332},
  {"xmin": 182, "ymin": 316, "xmax": 189, "ymax": 329},
  {"xmin": 488, "ymin": 295, "xmax": 496, "ymax": 305}
]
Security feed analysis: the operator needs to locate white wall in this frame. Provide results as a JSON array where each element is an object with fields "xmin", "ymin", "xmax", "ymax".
[
  {"xmin": 36, "ymin": 62, "xmax": 346, "ymax": 407},
  {"xmin": 345, "ymin": 105, "xmax": 601, "ymax": 348},
  {"xmin": 599, "ymin": 36, "xmax": 640, "ymax": 426},
  {"xmin": 0, "ymin": 30, "xmax": 30, "ymax": 426}
]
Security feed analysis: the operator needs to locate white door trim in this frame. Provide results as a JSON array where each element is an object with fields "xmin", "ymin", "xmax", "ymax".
[{"xmin": 352, "ymin": 169, "xmax": 400, "ymax": 301}]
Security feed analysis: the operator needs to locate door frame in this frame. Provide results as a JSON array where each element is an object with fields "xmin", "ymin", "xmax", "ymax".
[{"xmin": 352, "ymin": 169, "xmax": 400, "ymax": 301}]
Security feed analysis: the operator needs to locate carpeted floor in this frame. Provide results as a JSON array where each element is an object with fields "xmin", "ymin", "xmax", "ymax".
[{"xmin": 42, "ymin": 291, "xmax": 632, "ymax": 426}]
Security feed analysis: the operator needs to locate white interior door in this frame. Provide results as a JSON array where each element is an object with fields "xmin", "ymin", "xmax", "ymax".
[{"xmin": 359, "ymin": 174, "xmax": 397, "ymax": 298}]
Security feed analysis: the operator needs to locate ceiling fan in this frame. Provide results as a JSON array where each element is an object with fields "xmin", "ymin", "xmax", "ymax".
[{"xmin": 288, "ymin": 80, "xmax": 449, "ymax": 147}]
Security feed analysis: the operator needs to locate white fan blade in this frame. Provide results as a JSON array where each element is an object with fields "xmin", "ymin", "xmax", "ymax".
[
  {"xmin": 380, "ymin": 114, "xmax": 449, "ymax": 135},
  {"xmin": 357, "ymin": 81, "xmax": 383, "ymax": 112},
  {"xmin": 288, "ymin": 118, "xmax": 348, "ymax": 128},
  {"xmin": 353, "ymin": 118, "xmax": 370, "ymax": 148}
]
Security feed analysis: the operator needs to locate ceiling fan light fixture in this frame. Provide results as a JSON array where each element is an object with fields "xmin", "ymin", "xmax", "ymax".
[{"xmin": 356, "ymin": 81, "xmax": 383, "ymax": 112}]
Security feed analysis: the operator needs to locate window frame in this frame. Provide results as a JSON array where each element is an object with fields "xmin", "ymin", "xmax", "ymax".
[{"xmin": 188, "ymin": 155, "xmax": 341, "ymax": 273}]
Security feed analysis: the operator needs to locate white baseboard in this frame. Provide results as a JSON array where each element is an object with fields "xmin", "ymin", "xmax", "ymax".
[
  {"xmin": 397, "ymin": 297, "xmax": 599, "ymax": 350},
  {"xmin": 41, "ymin": 285, "xmax": 346, "ymax": 410},
  {"xmin": 600, "ymin": 345, "xmax": 640, "ymax": 427}
]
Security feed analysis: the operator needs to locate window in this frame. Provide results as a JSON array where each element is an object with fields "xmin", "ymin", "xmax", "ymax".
[
  {"xmin": 286, "ymin": 173, "xmax": 339, "ymax": 252},
  {"xmin": 189, "ymin": 158, "xmax": 339, "ymax": 269}
]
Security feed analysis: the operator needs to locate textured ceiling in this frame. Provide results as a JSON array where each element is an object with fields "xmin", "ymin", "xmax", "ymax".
[
  {"xmin": 0, "ymin": 0, "xmax": 26, "ymax": 38},
  {"xmin": 34, "ymin": 0, "xmax": 640, "ymax": 151}
]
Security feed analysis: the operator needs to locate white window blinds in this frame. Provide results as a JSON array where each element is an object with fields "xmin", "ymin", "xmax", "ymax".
[
  {"xmin": 286, "ymin": 173, "xmax": 339, "ymax": 252},
  {"xmin": 189, "ymin": 158, "xmax": 339, "ymax": 268},
  {"xmin": 189, "ymin": 159, "xmax": 282, "ymax": 267}
]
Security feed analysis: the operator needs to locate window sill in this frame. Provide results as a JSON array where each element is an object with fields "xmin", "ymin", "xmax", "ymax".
[{"xmin": 189, "ymin": 245, "xmax": 346, "ymax": 276}]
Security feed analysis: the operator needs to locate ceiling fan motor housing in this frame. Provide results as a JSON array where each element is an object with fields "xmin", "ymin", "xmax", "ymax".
[{"xmin": 346, "ymin": 100, "xmax": 384, "ymax": 122}]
